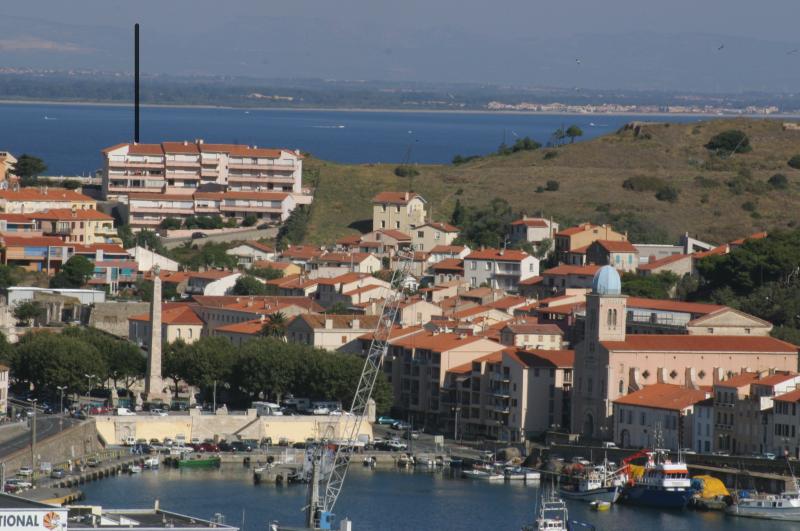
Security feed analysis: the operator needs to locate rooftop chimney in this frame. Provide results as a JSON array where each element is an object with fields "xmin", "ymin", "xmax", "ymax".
[{"xmin": 404, "ymin": 191, "xmax": 409, "ymax": 201}]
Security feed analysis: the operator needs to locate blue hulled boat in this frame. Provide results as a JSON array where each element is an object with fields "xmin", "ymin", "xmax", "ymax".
[{"xmin": 620, "ymin": 450, "xmax": 693, "ymax": 509}]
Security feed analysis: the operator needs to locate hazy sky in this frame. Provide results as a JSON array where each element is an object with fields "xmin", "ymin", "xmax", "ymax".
[{"xmin": 2, "ymin": 0, "xmax": 800, "ymax": 93}]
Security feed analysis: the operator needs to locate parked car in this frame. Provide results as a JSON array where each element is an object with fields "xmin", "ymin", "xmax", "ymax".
[
  {"xmin": 86, "ymin": 458, "xmax": 99, "ymax": 467},
  {"xmin": 217, "ymin": 442, "xmax": 234, "ymax": 452},
  {"xmin": 404, "ymin": 430, "xmax": 420, "ymax": 440},
  {"xmin": 256, "ymin": 223, "xmax": 271, "ymax": 230},
  {"xmin": 377, "ymin": 416, "xmax": 398, "ymax": 425},
  {"xmin": 391, "ymin": 421, "xmax": 411, "ymax": 431},
  {"xmin": 198, "ymin": 442, "xmax": 219, "ymax": 453},
  {"xmin": 50, "ymin": 469, "xmax": 66, "ymax": 479},
  {"xmin": 600, "ymin": 441, "xmax": 618, "ymax": 449},
  {"xmin": 386, "ymin": 439, "xmax": 408, "ymax": 451},
  {"xmin": 761, "ymin": 452, "xmax": 777, "ymax": 460},
  {"xmin": 149, "ymin": 409, "xmax": 168, "ymax": 417},
  {"xmin": 191, "ymin": 232, "xmax": 208, "ymax": 239},
  {"xmin": 16, "ymin": 467, "xmax": 33, "ymax": 477},
  {"xmin": 231, "ymin": 441, "xmax": 253, "ymax": 452},
  {"xmin": 115, "ymin": 408, "xmax": 136, "ymax": 416}
]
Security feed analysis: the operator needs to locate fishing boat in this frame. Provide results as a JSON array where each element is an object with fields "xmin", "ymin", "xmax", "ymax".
[
  {"xmin": 177, "ymin": 455, "xmax": 221, "ymax": 468},
  {"xmin": 522, "ymin": 491, "xmax": 571, "ymax": 531},
  {"xmin": 725, "ymin": 468, "xmax": 800, "ymax": 521},
  {"xmin": 620, "ymin": 450, "xmax": 693, "ymax": 509},
  {"xmin": 143, "ymin": 456, "xmax": 160, "ymax": 469},
  {"xmin": 560, "ymin": 465, "xmax": 621, "ymax": 504},
  {"xmin": 128, "ymin": 464, "xmax": 142, "ymax": 474},
  {"xmin": 462, "ymin": 463, "xmax": 504, "ymax": 481},
  {"xmin": 504, "ymin": 466, "xmax": 541, "ymax": 482}
]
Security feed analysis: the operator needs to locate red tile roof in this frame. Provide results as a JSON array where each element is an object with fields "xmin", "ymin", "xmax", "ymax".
[
  {"xmin": 0, "ymin": 188, "xmax": 95, "ymax": 203},
  {"xmin": 129, "ymin": 303, "xmax": 204, "ymax": 325},
  {"xmin": 774, "ymin": 389, "xmax": 800, "ymax": 403},
  {"xmin": 215, "ymin": 319, "xmax": 265, "ymax": 335},
  {"xmin": 511, "ymin": 217, "xmax": 549, "ymax": 228},
  {"xmin": 28, "ymin": 208, "xmax": 113, "ymax": 221},
  {"xmin": 372, "ymin": 191, "xmax": 422, "ymax": 204},
  {"xmin": 751, "ymin": 371, "xmax": 798, "ymax": 387},
  {"xmin": 392, "ymin": 332, "xmax": 494, "ymax": 352},
  {"xmin": 506, "ymin": 348, "xmax": 575, "ymax": 368},
  {"xmin": 162, "ymin": 141, "xmax": 200, "ymax": 154},
  {"xmin": 430, "ymin": 245, "xmax": 466, "ymax": 254},
  {"xmin": 377, "ymin": 229, "xmax": 411, "ymax": 241},
  {"xmin": 466, "ymin": 248, "xmax": 530, "ymax": 262},
  {"xmin": 315, "ymin": 272, "xmax": 373, "ymax": 286},
  {"xmin": 613, "ymin": 383, "xmax": 709, "ymax": 411},
  {"xmin": 595, "ymin": 239, "xmax": 637, "ymax": 253},
  {"xmin": 240, "ymin": 241, "xmax": 274, "ymax": 253},
  {"xmin": 714, "ymin": 372, "xmax": 760, "ymax": 389},
  {"xmin": 73, "ymin": 243, "xmax": 129, "ymax": 255},
  {"xmin": 126, "ymin": 143, "xmax": 164, "ymax": 155},
  {"xmin": 486, "ymin": 296, "xmax": 529, "ymax": 311},
  {"xmin": 0, "ymin": 213, "xmax": 35, "ymax": 222},
  {"xmin": 280, "ymin": 245, "xmax": 324, "ymax": 260},
  {"xmin": 518, "ymin": 275, "xmax": 544, "ymax": 286},
  {"xmin": 626, "ymin": 297, "xmax": 724, "ymax": 315},
  {"xmin": 555, "ymin": 223, "xmax": 596, "ymax": 236},
  {"xmin": 1, "ymin": 235, "xmax": 71, "ymax": 247},
  {"xmin": 423, "ymin": 222, "xmax": 460, "ymax": 232},
  {"xmin": 602, "ymin": 335, "xmax": 798, "ymax": 353},
  {"xmin": 638, "ymin": 253, "xmax": 691, "ymax": 271},
  {"xmin": 502, "ymin": 321, "xmax": 564, "ymax": 335},
  {"xmin": 543, "ymin": 264, "xmax": 601, "ymax": 276},
  {"xmin": 432, "ymin": 258, "xmax": 464, "ymax": 272}
]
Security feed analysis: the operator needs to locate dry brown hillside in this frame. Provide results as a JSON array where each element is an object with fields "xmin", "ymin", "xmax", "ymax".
[{"xmin": 304, "ymin": 118, "xmax": 800, "ymax": 245}]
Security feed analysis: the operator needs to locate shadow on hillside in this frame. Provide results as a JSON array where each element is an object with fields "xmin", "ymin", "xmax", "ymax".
[{"xmin": 348, "ymin": 219, "xmax": 372, "ymax": 234}]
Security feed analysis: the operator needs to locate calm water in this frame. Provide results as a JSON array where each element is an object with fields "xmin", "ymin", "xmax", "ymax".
[
  {"xmin": 78, "ymin": 466, "xmax": 794, "ymax": 531},
  {"xmin": 0, "ymin": 102, "xmax": 701, "ymax": 174}
]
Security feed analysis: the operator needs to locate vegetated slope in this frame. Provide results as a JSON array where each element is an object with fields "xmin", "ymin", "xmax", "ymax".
[{"xmin": 304, "ymin": 118, "xmax": 800, "ymax": 245}]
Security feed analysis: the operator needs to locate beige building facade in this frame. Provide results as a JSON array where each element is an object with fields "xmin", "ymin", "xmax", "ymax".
[{"xmin": 372, "ymin": 191, "xmax": 427, "ymax": 233}]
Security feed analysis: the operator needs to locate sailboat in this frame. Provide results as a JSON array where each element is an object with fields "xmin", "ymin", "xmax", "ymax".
[{"xmin": 725, "ymin": 459, "xmax": 800, "ymax": 521}]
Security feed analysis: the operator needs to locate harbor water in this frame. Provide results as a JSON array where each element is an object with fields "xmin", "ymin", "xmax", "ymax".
[
  {"xmin": 79, "ymin": 465, "xmax": 796, "ymax": 530},
  {"xmin": 0, "ymin": 103, "xmax": 700, "ymax": 174}
]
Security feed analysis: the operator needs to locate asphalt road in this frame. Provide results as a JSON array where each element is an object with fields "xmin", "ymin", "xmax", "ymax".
[
  {"xmin": 162, "ymin": 227, "xmax": 278, "ymax": 249},
  {"xmin": 0, "ymin": 415, "xmax": 82, "ymax": 459},
  {"xmin": 372, "ymin": 424, "xmax": 483, "ymax": 459}
]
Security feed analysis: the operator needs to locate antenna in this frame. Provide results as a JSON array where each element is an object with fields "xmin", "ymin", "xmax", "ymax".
[{"xmin": 134, "ymin": 23, "xmax": 140, "ymax": 143}]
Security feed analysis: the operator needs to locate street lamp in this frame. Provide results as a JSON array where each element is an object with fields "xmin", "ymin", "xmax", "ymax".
[
  {"xmin": 84, "ymin": 374, "xmax": 96, "ymax": 397},
  {"xmin": 56, "ymin": 386, "xmax": 67, "ymax": 429}
]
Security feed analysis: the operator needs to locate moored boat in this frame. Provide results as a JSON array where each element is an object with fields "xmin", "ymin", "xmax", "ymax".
[
  {"xmin": 560, "ymin": 465, "xmax": 622, "ymax": 504},
  {"xmin": 463, "ymin": 463, "xmax": 504, "ymax": 481},
  {"xmin": 504, "ymin": 466, "xmax": 541, "ymax": 482},
  {"xmin": 725, "ymin": 472, "xmax": 800, "ymax": 521},
  {"xmin": 620, "ymin": 450, "xmax": 693, "ymax": 509},
  {"xmin": 177, "ymin": 455, "xmax": 221, "ymax": 468},
  {"xmin": 143, "ymin": 456, "xmax": 160, "ymax": 469}
]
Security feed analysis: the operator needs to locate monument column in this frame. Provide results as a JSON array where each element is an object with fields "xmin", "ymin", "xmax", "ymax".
[{"xmin": 144, "ymin": 265, "xmax": 164, "ymax": 401}]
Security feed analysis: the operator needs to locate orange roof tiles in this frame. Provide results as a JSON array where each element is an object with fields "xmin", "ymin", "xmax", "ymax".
[
  {"xmin": 432, "ymin": 258, "xmax": 464, "ymax": 272},
  {"xmin": 774, "ymin": 389, "xmax": 800, "ymax": 403},
  {"xmin": 502, "ymin": 321, "xmax": 563, "ymax": 335},
  {"xmin": 0, "ymin": 213, "xmax": 35, "ymax": 222},
  {"xmin": 73, "ymin": 243, "xmax": 129, "ymax": 255},
  {"xmin": 280, "ymin": 245, "xmax": 324, "ymax": 260},
  {"xmin": 543, "ymin": 264, "xmax": 601, "ymax": 276},
  {"xmin": 638, "ymin": 253, "xmax": 690, "ymax": 271},
  {"xmin": 430, "ymin": 245, "xmax": 466, "ymax": 254},
  {"xmin": 372, "ymin": 191, "xmax": 421, "ymax": 204},
  {"xmin": 466, "ymin": 248, "xmax": 530, "ymax": 262},
  {"xmin": 377, "ymin": 229, "xmax": 411, "ymax": 241},
  {"xmin": 613, "ymin": 383, "xmax": 709, "ymax": 411},
  {"xmin": 129, "ymin": 303, "xmax": 203, "ymax": 325},
  {"xmin": 28, "ymin": 209, "xmax": 113, "ymax": 221},
  {"xmin": 0, "ymin": 188, "xmax": 95, "ymax": 203},
  {"xmin": 1, "ymin": 235, "xmax": 71, "ymax": 247},
  {"xmin": 555, "ymin": 223, "xmax": 596, "ymax": 236},
  {"xmin": 751, "ymin": 371, "xmax": 798, "ymax": 387},
  {"xmin": 392, "ymin": 332, "xmax": 490, "ymax": 352},
  {"xmin": 626, "ymin": 297, "xmax": 724, "ymax": 315},
  {"xmin": 595, "ymin": 239, "xmax": 638, "ymax": 253},
  {"xmin": 511, "ymin": 218, "xmax": 549, "ymax": 227},
  {"xmin": 506, "ymin": 348, "xmax": 575, "ymax": 368},
  {"xmin": 127, "ymin": 143, "xmax": 165, "ymax": 155},
  {"xmin": 714, "ymin": 372, "xmax": 760, "ymax": 389},
  {"xmin": 240, "ymin": 241, "xmax": 274, "ymax": 253},
  {"xmin": 215, "ymin": 319, "xmax": 265, "ymax": 335},
  {"xmin": 486, "ymin": 296, "xmax": 528, "ymax": 311},
  {"xmin": 162, "ymin": 142, "xmax": 200, "ymax": 154},
  {"xmin": 423, "ymin": 222, "xmax": 460, "ymax": 232},
  {"xmin": 602, "ymin": 335, "xmax": 798, "ymax": 353}
]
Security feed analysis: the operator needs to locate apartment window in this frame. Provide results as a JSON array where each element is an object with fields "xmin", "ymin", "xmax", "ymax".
[
  {"xmin": 485, "ymin": 262, "xmax": 490, "ymax": 271},
  {"xmin": 745, "ymin": 328, "xmax": 751, "ymax": 334},
  {"xmin": 707, "ymin": 328, "xmax": 714, "ymax": 334},
  {"xmin": 177, "ymin": 329, "xmax": 182, "ymax": 338},
  {"xmin": 470, "ymin": 261, "xmax": 477, "ymax": 270},
  {"xmin": 396, "ymin": 206, "xmax": 401, "ymax": 213},
  {"xmin": 434, "ymin": 232, "xmax": 441, "ymax": 240},
  {"xmin": 380, "ymin": 221, "xmax": 386, "ymax": 228},
  {"xmin": 529, "ymin": 263, "xmax": 534, "ymax": 271},
  {"xmin": 417, "ymin": 231, "xmax": 424, "ymax": 237},
  {"xmin": 395, "ymin": 221, "xmax": 400, "ymax": 229},
  {"xmin": 640, "ymin": 412, "xmax": 646, "ymax": 426},
  {"xmin": 341, "ymin": 336, "xmax": 347, "ymax": 344},
  {"xmin": 470, "ymin": 277, "xmax": 477, "ymax": 287}
]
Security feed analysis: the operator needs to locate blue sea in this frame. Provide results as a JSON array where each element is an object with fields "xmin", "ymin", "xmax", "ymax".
[{"xmin": 0, "ymin": 102, "xmax": 702, "ymax": 175}]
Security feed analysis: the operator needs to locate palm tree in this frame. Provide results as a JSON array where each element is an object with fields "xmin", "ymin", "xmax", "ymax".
[{"xmin": 260, "ymin": 311, "xmax": 288, "ymax": 339}]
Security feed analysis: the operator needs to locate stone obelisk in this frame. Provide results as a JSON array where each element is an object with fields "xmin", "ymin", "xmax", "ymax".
[{"xmin": 144, "ymin": 265, "xmax": 164, "ymax": 401}]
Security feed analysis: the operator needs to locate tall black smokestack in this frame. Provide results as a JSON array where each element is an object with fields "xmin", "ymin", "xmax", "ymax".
[{"xmin": 134, "ymin": 23, "xmax": 140, "ymax": 143}]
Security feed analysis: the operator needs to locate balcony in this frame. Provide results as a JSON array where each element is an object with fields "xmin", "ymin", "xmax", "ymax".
[
  {"xmin": 220, "ymin": 204, "xmax": 281, "ymax": 213},
  {"xmin": 165, "ymin": 160, "xmax": 200, "ymax": 168},
  {"xmin": 109, "ymin": 160, "xmax": 163, "ymax": 169},
  {"xmin": 166, "ymin": 171, "xmax": 201, "ymax": 180}
]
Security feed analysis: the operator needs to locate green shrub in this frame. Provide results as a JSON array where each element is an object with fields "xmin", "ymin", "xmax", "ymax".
[
  {"xmin": 394, "ymin": 165, "xmax": 419, "ymax": 178},
  {"xmin": 159, "ymin": 217, "xmax": 183, "ymax": 230},
  {"xmin": 543, "ymin": 151, "xmax": 558, "ymax": 160},
  {"xmin": 535, "ymin": 186, "xmax": 545, "ymax": 193},
  {"xmin": 655, "ymin": 186, "xmax": 679, "ymax": 203},
  {"xmin": 242, "ymin": 214, "xmax": 258, "ymax": 227},
  {"xmin": 788, "ymin": 155, "xmax": 800, "ymax": 169},
  {"xmin": 700, "ymin": 193, "xmax": 709, "ymax": 204},
  {"xmin": 705, "ymin": 130, "xmax": 752, "ymax": 154},
  {"xmin": 694, "ymin": 175, "xmax": 720, "ymax": 188},
  {"xmin": 768, "ymin": 173, "xmax": 789, "ymax": 189},
  {"xmin": 623, "ymin": 175, "xmax": 668, "ymax": 192},
  {"xmin": 741, "ymin": 201, "xmax": 757, "ymax": 212},
  {"xmin": 511, "ymin": 137, "xmax": 541, "ymax": 152},
  {"xmin": 545, "ymin": 180, "xmax": 560, "ymax": 191},
  {"xmin": 452, "ymin": 154, "xmax": 479, "ymax": 165}
]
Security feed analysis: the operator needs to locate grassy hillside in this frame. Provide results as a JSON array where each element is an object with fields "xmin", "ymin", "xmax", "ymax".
[{"xmin": 304, "ymin": 118, "xmax": 800, "ymax": 245}]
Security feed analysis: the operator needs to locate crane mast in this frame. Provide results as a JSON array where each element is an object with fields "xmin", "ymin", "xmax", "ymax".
[{"xmin": 307, "ymin": 252, "xmax": 414, "ymax": 530}]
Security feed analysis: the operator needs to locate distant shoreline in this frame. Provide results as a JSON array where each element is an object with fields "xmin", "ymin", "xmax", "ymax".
[{"xmin": 1, "ymin": 98, "xmax": 800, "ymax": 119}]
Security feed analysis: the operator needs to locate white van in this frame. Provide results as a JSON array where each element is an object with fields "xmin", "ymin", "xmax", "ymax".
[
  {"xmin": 124, "ymin": 436, "xmax": 137, "ymax": 446},
  {"xmin": 252, "ymin": 401, "xmax": 283, "ymax": 416},
  {"xmin": 116, "ymin": 408, "xmax": 136, "ymax": 416}
]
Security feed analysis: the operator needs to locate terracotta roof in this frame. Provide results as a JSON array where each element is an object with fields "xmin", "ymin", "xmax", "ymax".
[
  {"xmin": 0, "ymin": 213, "xmax": 35, "ymax": 222},
  {"xmin": 536, "ymin": 302, "xmax": 585, "ymax": 315},
  {"xmin": 543, "ymin": 264, "xmax": 601, "ymax": 276},
  {"xmin": 602, "ymin": 335, "xmax": 798, "ymax": 354},
  {"xmin": 751, "ymin": 371, "xmax": 798, "ymax": 387},
  {"xmin": 730, "ymin": 232, "xmax": 768, "ymax": 246},
  {"xmin": 430, "ymin": 245, "xmax": 466, "ymax": 254},
  {"xmin": 511, "ymin": 217, "xmax": 549, "ymax": 228},
  {"xmin": 453, "ymin": 305, "xmax": 496, "ymax": 319},
  {"xmin": 569, "ymin": 244, "xmax": 590, "ymax": 255},
  {"xmin": 291, "ymin": 314, "xmax": 380, "ymax": 330},
  {"xmin": 446, "ymin": 361, "xmax": 474, "ymax": 375},
  {"xmin": 613, "ymin": 383, "xmax": 709, "ymax": 411},
  {"xmin": 432, "ymin": 258, "xmax": 464, "ymax": 272},
  {"xmin": 313, "ymin": 252, "xmax": 373, "ymax": 265},
  {"xmin": 506, "ymin": 348, "xmax": 575, "ymax": 368},
  {"xmin": 595, "ymin": 239, "xmax": 637, "ymax": 253},
  {"xmin": 486, "ymin": 296, "xmax": 528, "ymax": 311},
  {"xmin": 392, "ymin": 332, "xmax": 492, "ymax": 352},
  {"xmin": 343, "ymin": 284, "xmax": 385, "ymax": 296},
  {"xmin": 626, "ymin": 297, "xmax": 724, "ymax": 315},
  {"xmin": 714, "ymin": 372, "xmax": 760, "ymax": 389},
  {"xmin": 252, "ymin": 260, "xmax": 293, "ymax": 270},
  {"xmin": 162, "ymin": 142, "xmax": 200, "ymax": 154},
  {"xmin": 215, "ymin": 319, "xmax": 265, "ymax": 335},
  {"xmin": 191, "ymin": 295, "xmax": 323, "ymax": 313},
  {"xmin": 503, "ymin": 322, "xmax": 563, "ymax": 335},
  {"xmin": 1, "ymin": 235, "xmax": 71, "ymax": 247},
  {"xmin": 188, "ymin": 270, "xmax": 238, "ymax": 280},
  {"xmin": 372, "ymin": 191, "xmax": 422, "ymax": 204},
  {"xmin": 126, "ymin": 143, "xmax": 164, "ymax": 155},
  {"xmin": 518, "ymin": 275, "xmax": 544, "ymax": 286},
  {"xmin": 422, "ymin": 222, "xmax": 460, "ymax": 233},
  {"xmin": 377, "ymin": 229, "xmax": 411, "ymax": 241},
  {"xmin": 555, "ymin": 223, "xmax": 596, "ymax": 237},
  {"xmin": 316, "ymin": 272, "xmax": 373, "ymax": 286},
  {"xmin": 280, "ymin": 245, "xmax": 324, "ymax": 260},
  {"xmin": 693, "ymin": 245, "xmax": 729, "ymax": 259},
  {"xmin": 465, "ymin": 248, "xmax": 530, "ymax": 262},
  {"xmin": 265, "ymin": 274, "xmax": 319, "ymax": 289},
  {"xmin": 638, "ymin": 253, "xmax": 690, "ymax": 271},
  {"xmin": 774, "ymin": 389, "xmax": 800, "ymax": 403},
  {"xmin": 28, "ymin": 208, "xmax": 113, "ymax": 221},
  {"xmin": 472, "ymin": 351, "xmax": 504, "ymax": 364},
  {"xmin": 73, "ymin": 243, "xmax": 129, "ymax": 255},
  {"xmin": 687, "ymin": 308, "xmax": 771, "ymax": 328},
  {"xmin": 336, "ymin": 234, "xmax": 362, "ymax": 246},
  {"xmin": 239, "ymin": 241, "xmax": 274, "ymax": 253},
  {"xmin": 358, "ymin": 325, "xmax": 425, "ymax": 342},
  {"xmin": 129, "ymin": 303, "xmax": 203, "ymax": 325},
  {"xmin": 0, "ymin": 188, "xmax": 94, "ymax": 203}
]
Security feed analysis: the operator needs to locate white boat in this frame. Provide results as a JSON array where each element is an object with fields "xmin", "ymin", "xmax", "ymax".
[
  {"xmin": 504, "ymin": 466, "xmax": 541, "ymax": 482},
  {"xmin": 462, "ymin": 464, "xmax": 504, "ymax": 481},
  {"xmin": 128, "ymin": 465, "xmax": 142, "ymax": 474},
  {"xmin": 726, "ymin": 475, "xmax": 800, "ymax": 521},
  {"xmin": 523, "ymin": 492, "xmax": 570, "ymax": 531},
  {"xmin": 143, "ymin": 457, "xmax": 160, "ymax": 469}
]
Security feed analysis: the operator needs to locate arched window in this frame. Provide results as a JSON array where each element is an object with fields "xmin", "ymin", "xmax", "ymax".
[
  {"xmin": 607, "ymin": 309, "xmax": 613, "ymax": 328},
  {"xmin": 612, "ymin": 309, "xmax": 618, "ymax": 328},
  {"xmin": 619, "ymin": 379, "xmax": 624, "ymax": 394},
  {"xmin": 177, "ymin": 328, "xmax": 181, "ymax": 338}
]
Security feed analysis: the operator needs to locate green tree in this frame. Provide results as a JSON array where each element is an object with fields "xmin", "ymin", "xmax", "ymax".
[
  {"xmin": 621, "ymin": 271, "xmax": 680, "ymax": 299},
  {"xmin": 394, "ymin": 166, "xmax": 419, "ymax": 178},
  {"xmin": 455, "ymin": 197, "xmax": 515, "ymax": 248},
  {"xmin": 251, "ymin": 267, "xmax": 283, "ymax": 281},
  {"xmin": 234, "ymin": 338, "xmax": 299, "ymax": 403},
  {"xmin": 705, "ymin": 130, "xmax": 751, "ymax": 154},
  {"xmin": 511, "ymin": 137, "xmax": 541, "ymax": 152},
  {"xmin": 0, "ymin": 265, "xmax": 24, "ymax": 289},
  {"xmin": 60, "ymin": 179, "xmax": 81, "ymax": 190},
  {"xmin": 551, "ymin": 127, "xmax": 567, "ymax": 146},
  {"xmin": 13, "ymin": 154, "xmax": 47, "ymax": 186},
  {"xmin": 13, "ymin": 301, "xmax": 46, "ymax": 326},
  {"xmin": 185, "ymin": 242, "xmax": 237, "ymax": 270},
  {"xmin": 450, "ymin": 198, "xmax": 465, "ymax": 227},
  {"xmin": 655, "ymin": 186, "xmax": 680, "ymax": 203},
  {"xmin": 276, "ymin": 205, "xmax": 311, "ymax": 250},
  {"xmin": 62, "ymin": 326, "xmax": 145, "ymax": 391},
  {"xmin": 260, "ymin": 312, "xmax": 289, "ymax": 339},
  {"xmin": 163, "ymin": 339, "xmax": 193, "ymax": 398},
  {"xmin": 14, "ymin": 333, "xmax": 107, "ymax": 394},
  {"xmin": 0, "ymin": 331, "xmax": 13, "ymax": 368},
  {"xmin": 50, "ymin": 255, "xmax": 94, "ymax": 288},
  {"xmin": 565, "ymin": 125, "xmax": 583, "ymax": 143},
  {"xmin": 242, "ymin": 214, "xmax": 258, "ymax": 227},
  {"xmin": 184, "ymin": 336, "xmax": 237, "ymax": 389},
  {"xmin": 788, "ymin": 155, "xmax": 800, "ymax": 170},
  {"xmin": 768, "ymin": 173, "xmax": 789, "ymax": 189},
  {"xmin": 159, "ymin": 217, "xmax": 183, "ymax": 230},
  {"xmin": 232, "ymin": 275, "xmax": 268, "ymax": 296},
  {"xmin": 534, "ymin": 238, "xmax": 553, "ymax": 259},
  {"xmin": 546, "ymin": 180, "xmax": 560, "ymax": 191}
]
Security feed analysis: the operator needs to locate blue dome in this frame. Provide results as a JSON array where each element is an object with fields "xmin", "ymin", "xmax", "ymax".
[{"xmin": 592, "ymin": 265, "xmax": 621, "ymax": 295}]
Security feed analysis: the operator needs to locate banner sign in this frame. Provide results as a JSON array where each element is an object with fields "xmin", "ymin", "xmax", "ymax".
[{"xmin": 0, "ymin": 509, "xmax": 68, "ymax": 531}]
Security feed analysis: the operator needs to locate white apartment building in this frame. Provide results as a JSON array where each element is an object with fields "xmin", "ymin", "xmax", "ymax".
[
  {"xmin": 509, "ymin": 216, "xmax": 559, "ymax": 247},
  {"xmin": 464, "ymin": 248, "xmax": 539, "ymax": 292},
  {"xmin": 103, "ymin": 141, "xmax": 303, "ymax": 201}
]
